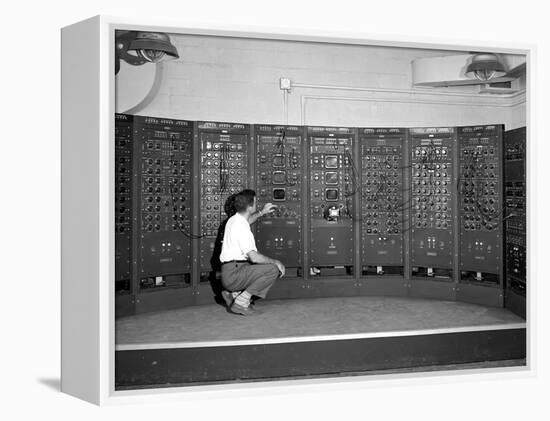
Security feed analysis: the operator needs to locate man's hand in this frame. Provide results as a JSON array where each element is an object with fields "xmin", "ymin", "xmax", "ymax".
[
  {"xmin": 274, "ymin": 260, "xmax": 285, "ymax": 278},
  {"xmin": 261, "ymin": 203, "xmax": 277, "ymax": 216}
]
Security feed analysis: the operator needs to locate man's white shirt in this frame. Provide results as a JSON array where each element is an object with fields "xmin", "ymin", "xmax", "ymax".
[{"xmin": 219, "ymin": 212, "xmax": 258, "ymax": 262}]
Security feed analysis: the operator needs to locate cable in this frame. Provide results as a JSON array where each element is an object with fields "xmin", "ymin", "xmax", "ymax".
[
  {"xmin": 219, "ymin": 143, "xmax": 229, "ymax": 193},
  {"xmin": 167, "ymin": 134, "xmax": 206, "ymax": 239},
  {"xmin": 275, "ymin": 129, "xmax": 286, "ymax": 151},
  {"xmin": 406, "ymin": 139, "xmax": 453, "ymax": 233},
  {"xmin": 344, "ymin": 148, "xmax": 359, "ymax": 198},
  {"xmin": 457, "ymin": 147, "xmax": 507, "ymax": 229},
  {"xmin": 359, "ymin": 144, "xmax": 409, "ymax": 231}
]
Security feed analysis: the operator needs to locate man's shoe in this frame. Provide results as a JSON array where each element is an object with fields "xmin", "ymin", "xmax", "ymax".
[
  {"xmin": 230, "ymin": 302, "xmax": 256, "ymax": 316},
  {"xmin": 221, "ymin": 290, "xmax": 234, "ymax": 307}
]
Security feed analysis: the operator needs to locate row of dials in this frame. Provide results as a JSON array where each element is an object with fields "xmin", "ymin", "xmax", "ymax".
[
  {"xmin": 311, "ymin": 171, "xmax": 349, "ymax": 184},
  {"xmin": 361, "ymin": 146, "xmax": 403, "ymax": 236},
  {"xmin": 414, "ymin": 146, "xmax": 450, "ymax": 159},
  {"xmin": 115, "ymin": 151, "xmax": 131, "ymax": 234},
  {"xmin": 144, "ymin": 140, "xmax": 189, "ymax": 152},
  {"xmin": 258, "ymin": 152, "xmax": 300, "ymax": 168},
  {"xmin": 142, "ymin": 215, "xmax": 189, "ymax": 233},
  {"xmin": 459, "ymin": 145, "xmax": 500, "ymax": 231},
  {"xmin": 411, "ymin": 145, "xmax": 452, "ymax": 230},
  {"xmin": 311, "ymin": 154, "xmax": 349, "ymax": 168},
  {"xmin": 140, "ymin": 137, "xmax": 192, "ymax": 234},
  {"xmin": 259, "ymin": 170, "xmax": 300, "ymax": 183},
  {"xmin": 201, "ymin": 139, "xmax": 248, "ymax": 238}
]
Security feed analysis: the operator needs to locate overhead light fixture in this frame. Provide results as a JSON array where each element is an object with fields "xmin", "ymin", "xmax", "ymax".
[
  {"xmin": 115, "ymin": 31, "xmax": 179, "ymax": 74},
  {"xmin": 465, "ymin": 53, "xmax": 506, "ymax": 81}
]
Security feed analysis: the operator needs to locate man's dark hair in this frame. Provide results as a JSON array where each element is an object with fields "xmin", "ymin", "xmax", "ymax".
[
  {"xmin": 233, "ymin": 189, "xmax": 256, "ymax": 213},
  {"xmin": 224, "ymin": 194, "xmax": 237, "ymax": 217}
]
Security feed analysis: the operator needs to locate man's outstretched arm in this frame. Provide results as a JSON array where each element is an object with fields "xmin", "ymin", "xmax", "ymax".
[{"xmin": 248, "ymin": 203, "xmax": 277, "ymax": 225}]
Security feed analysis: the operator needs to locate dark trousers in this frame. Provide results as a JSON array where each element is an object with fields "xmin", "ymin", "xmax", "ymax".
[{"xmin": 221, "ymin": 262, "xmax": 279, "ymax": 298}]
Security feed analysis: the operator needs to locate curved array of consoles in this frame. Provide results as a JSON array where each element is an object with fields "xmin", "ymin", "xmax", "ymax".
[{"xmin": 116, "ymin": 115, "xmax": 512, "ymax": 289}]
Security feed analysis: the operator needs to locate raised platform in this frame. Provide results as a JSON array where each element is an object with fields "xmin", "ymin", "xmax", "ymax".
[{"xmin": 115, "ymin": 296, "xmax": 526, "ymax": 389}]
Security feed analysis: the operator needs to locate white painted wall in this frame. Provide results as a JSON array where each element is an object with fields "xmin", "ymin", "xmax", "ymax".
[
  {"xmin": 507, "ymin": 102, "xmax": 527, "ymax": 130},
  {"xmin": 506, "ymin": 75, "xmax": 528, "ymax": 130},
  {"xmin": 116, "ymin": 34, "xmax": 526, "ymax": 130}
]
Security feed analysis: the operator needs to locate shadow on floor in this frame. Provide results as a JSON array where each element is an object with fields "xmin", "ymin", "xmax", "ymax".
[{"xmin": 37, "ymin": 377, "xmax": 60, "ymax": 392}]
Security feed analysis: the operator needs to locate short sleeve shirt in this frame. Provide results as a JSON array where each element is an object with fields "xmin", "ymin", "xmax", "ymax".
[{"xmin": 219, "ymin": 213, "xmax": 257, "ymax": 262}]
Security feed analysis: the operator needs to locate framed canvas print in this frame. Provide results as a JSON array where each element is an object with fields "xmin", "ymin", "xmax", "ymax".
[{"xmin": 61, "ymin": 15, "xmax": 530, "ymax": 405}]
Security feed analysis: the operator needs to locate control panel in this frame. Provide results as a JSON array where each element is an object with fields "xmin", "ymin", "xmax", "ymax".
[
  {"xmin": 255, "ymin": 125, "xmax": 303, "ymax": 270},
  {"xmin": 198, "ymin": 122, "xmax": 250, "ymax": 273},
  {"xmin": 308, "ymin": 126, "xmax": 357, "ymax": 270},
  {"xmin": 114, "ymin": 114, "xmax": 518, "ymax": 315},
  {"xmin": 409, "ymin": 127, "xmax": 455, "ymax": 277},
  {"xmin": 359, "ymin": 128, "xmax": 406, "ymax": 274},
  {"xmin": 135, "ymin": 116, "xmax": 194, "ymax": 283},
  {"xmin": 115, "ymin": 114, "xmax": 133, "ymax": 292},
  {"xmin": 458, "ymin": 125, "xmax": 503, "ymax": 282},
  {"xmin": 504, "ymin": 127, "xmax": 526, "ymax": 294}
]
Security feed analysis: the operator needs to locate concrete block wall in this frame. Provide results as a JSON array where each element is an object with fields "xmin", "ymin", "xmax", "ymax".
[{"xmin": 116, "ymin": 33, "xmax": 526, "ymax": 130}]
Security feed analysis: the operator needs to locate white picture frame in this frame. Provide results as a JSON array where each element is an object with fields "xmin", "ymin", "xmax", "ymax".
[{"xmin": 61, "ymin": 15, "xmax": 532, "ymax": 405}]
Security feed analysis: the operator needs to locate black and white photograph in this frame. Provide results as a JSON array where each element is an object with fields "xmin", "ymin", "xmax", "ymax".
[
  {"xmin": 110, "ymin": 27, "xmax": 528, "ymax": 389},
  {"xmin": 6, "ymin": 0, "xmax": 550, "ymax": 415}
]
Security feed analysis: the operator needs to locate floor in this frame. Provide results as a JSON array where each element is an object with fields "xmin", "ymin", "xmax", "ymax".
[{"xmin": 115, "ymin": 296, "xmax": 525, "ymax": 349}]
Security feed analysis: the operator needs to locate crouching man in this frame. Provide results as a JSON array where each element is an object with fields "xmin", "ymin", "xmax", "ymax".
[{"xmin": 219, "ymin": 189, "xmax": 285, "ymax": 316}]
